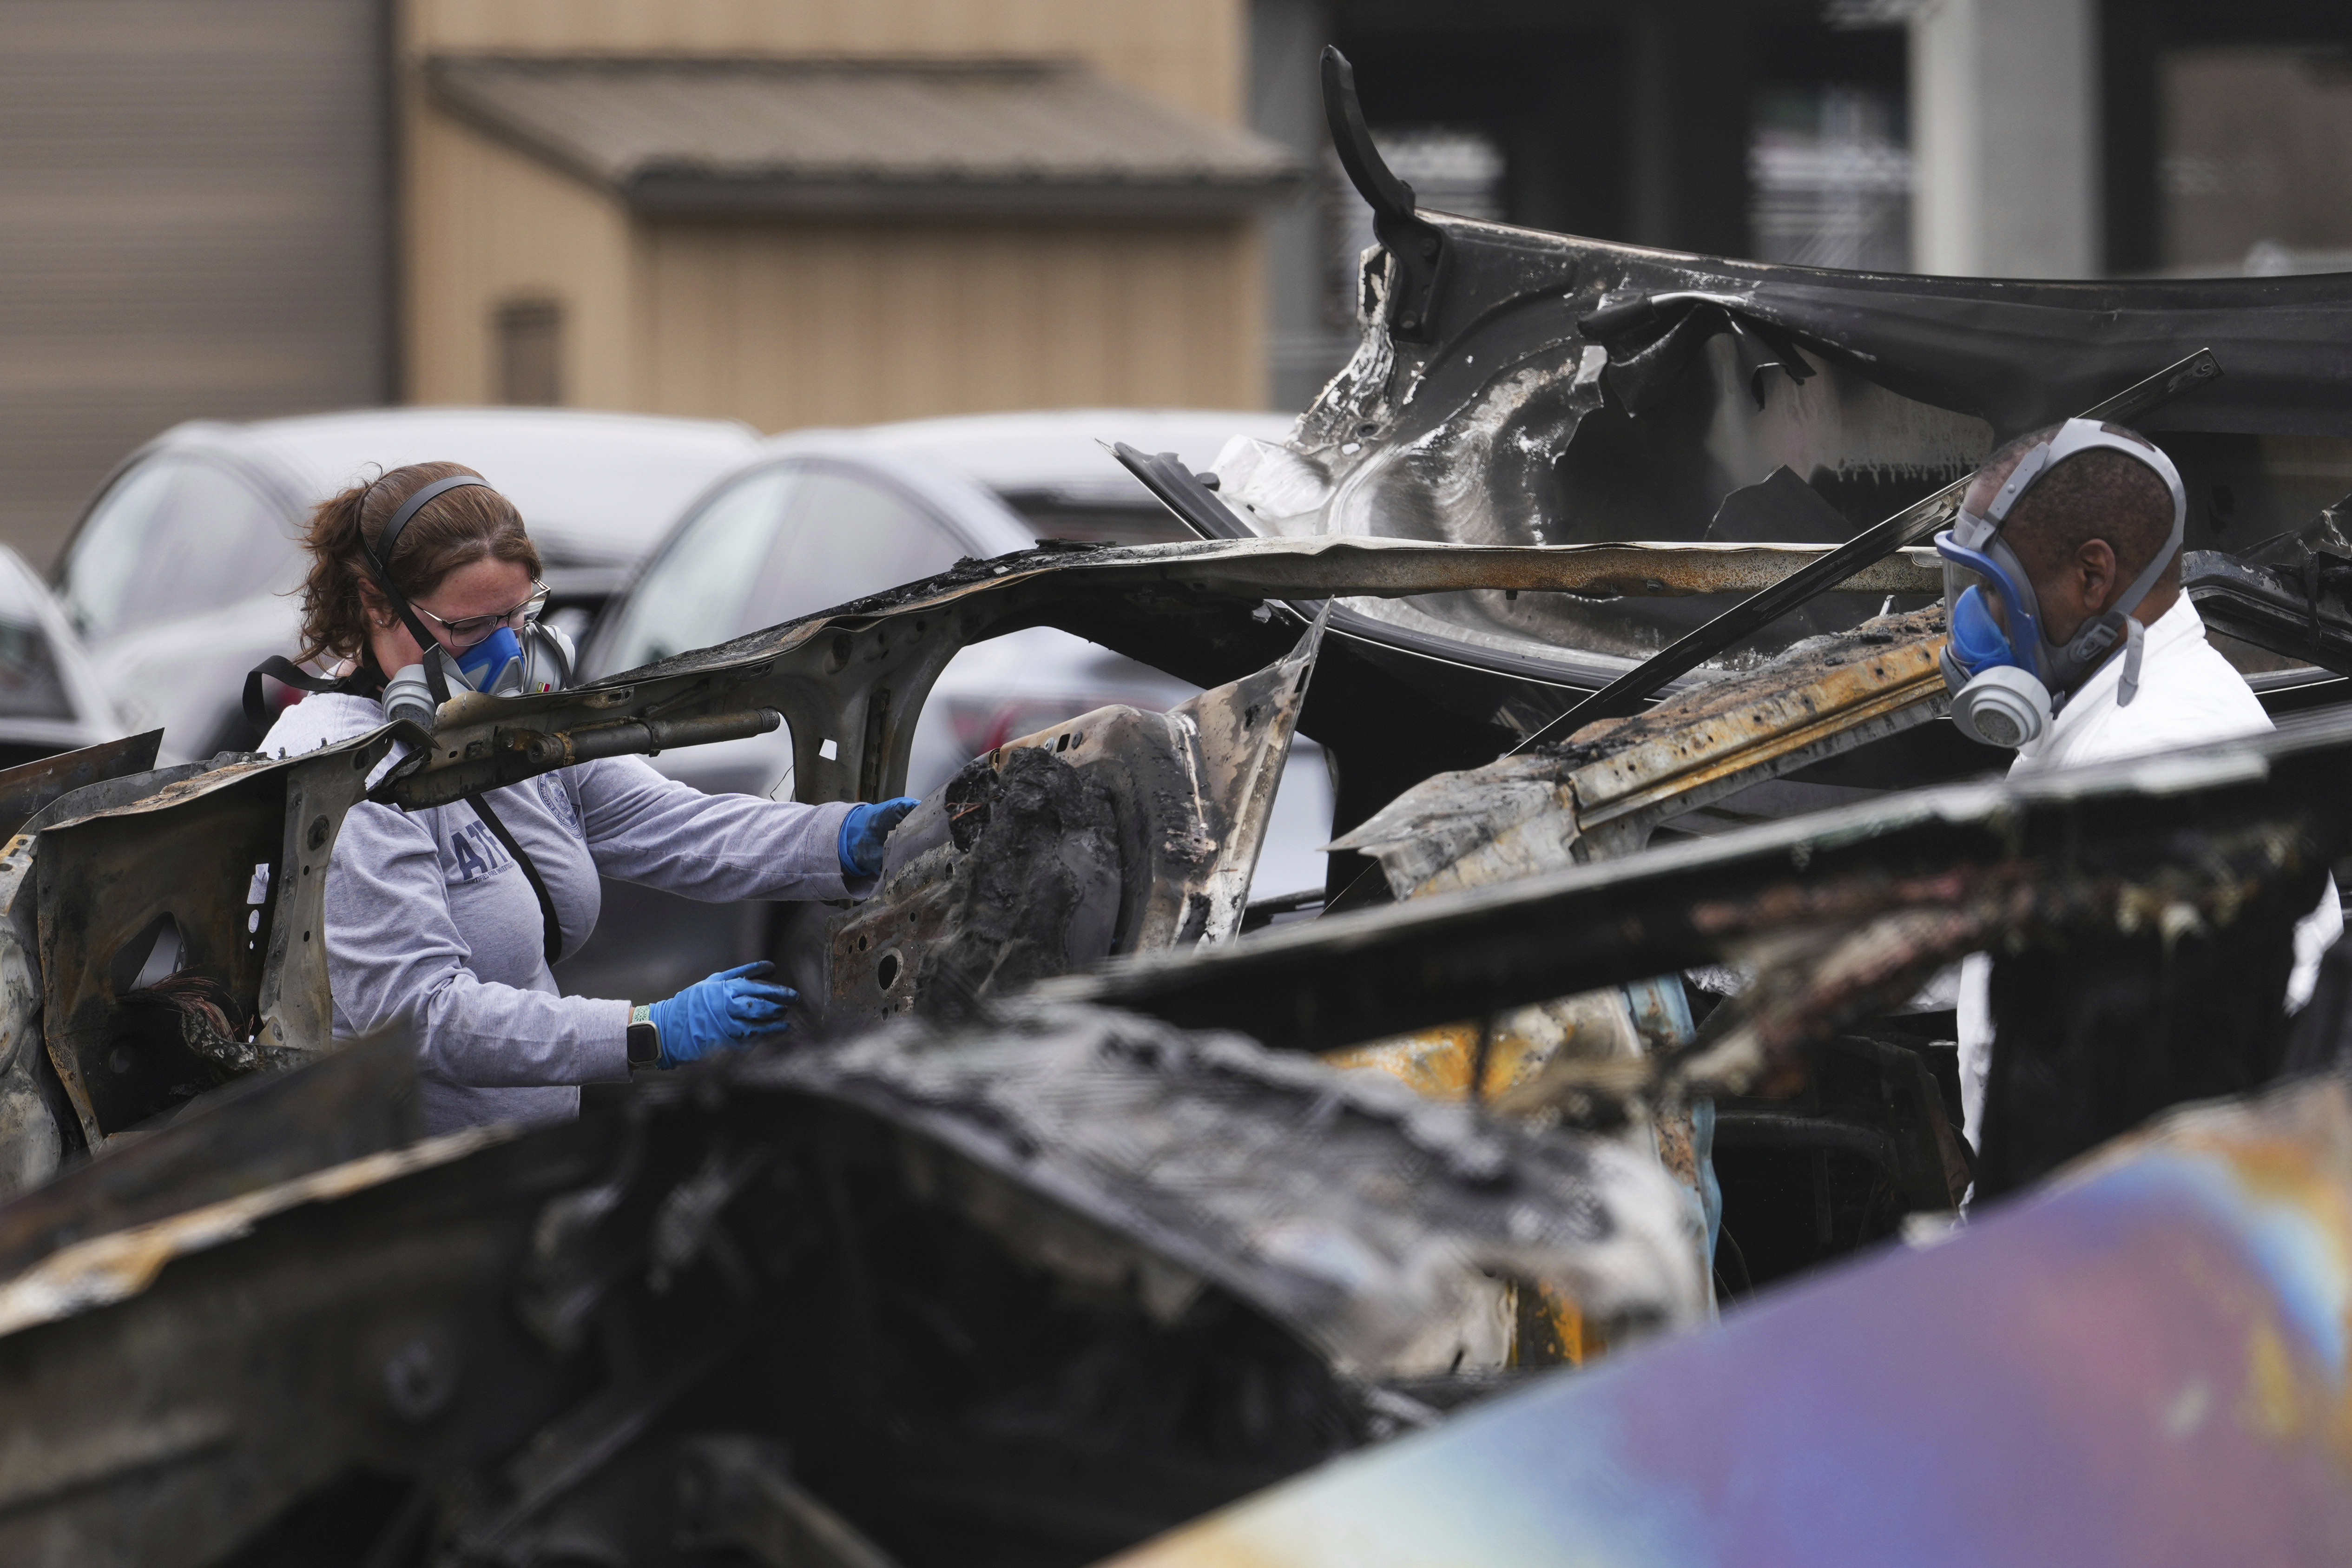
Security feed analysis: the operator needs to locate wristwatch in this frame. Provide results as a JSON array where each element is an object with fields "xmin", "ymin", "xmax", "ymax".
[{"xmin": 626, "ymin": 1004, "xmax": 661, "ymax": 1069}]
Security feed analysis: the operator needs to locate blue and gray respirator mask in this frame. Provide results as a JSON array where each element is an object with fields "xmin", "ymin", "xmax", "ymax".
[
  {"xmin": 1933, "ymin": 418, "xmax": 2187, "ymax": 749},
  {"xmin": 381, "ymin": 608, "xmax": 571, "ymax": 729},
  {"xmin": 358, "ymin": 476, "xmax": 572, "ymax": 730}
]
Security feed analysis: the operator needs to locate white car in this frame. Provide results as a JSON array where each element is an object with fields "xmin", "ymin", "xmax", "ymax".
[
  {"xmin": 0, "ymin": 545, "xmax": 123, "ymax": 770},
  {"xmin": 53, "ymin": 408, "xmax": 762, "ymax": 763},
  {"xmin": 571, "ymin": 409, "xmax": 1332, "ymax": 1001}
]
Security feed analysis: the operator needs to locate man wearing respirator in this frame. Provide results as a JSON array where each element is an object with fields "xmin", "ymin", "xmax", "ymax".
[{"xmin": 1934, "ymin": 419, "xmax": 2341, "ymax": 1156}]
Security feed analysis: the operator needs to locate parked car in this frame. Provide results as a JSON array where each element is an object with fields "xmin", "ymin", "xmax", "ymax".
[
  {"xmin": 569, "ymin": 408, "xmax": 1327, "ymax": 1001},
  {"xmin": 0, "ymin": 544, "xmax": 123, "ymax": 769},
  {"xmin": 53, "ymin": 408, "xmax": 761, "ymax": 763}
]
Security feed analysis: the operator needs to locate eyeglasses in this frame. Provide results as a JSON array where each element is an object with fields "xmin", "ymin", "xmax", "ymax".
[{"xmin": 412, "ymin": 582, "xmax": 551, "ymax": 648}]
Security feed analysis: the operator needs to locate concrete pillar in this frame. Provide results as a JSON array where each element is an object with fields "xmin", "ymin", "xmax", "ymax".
[
  {"xmin": 1909, "ymin": 0, "xmax": 2100, "ymax": 277},
  {"xmin": 1250, "ymin": 0, "xmax": 1348, "ymax": 413}
]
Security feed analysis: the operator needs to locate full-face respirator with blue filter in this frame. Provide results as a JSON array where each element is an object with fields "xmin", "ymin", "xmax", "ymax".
[{"xmin": 1933, "ymin": 419, "xmax": 2187, "ymax": 749}]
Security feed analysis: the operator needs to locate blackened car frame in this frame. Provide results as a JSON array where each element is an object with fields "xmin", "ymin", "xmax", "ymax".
[{"xmin": 6, "ymin": 47, "xmax": 2352, "ymax": 1568}]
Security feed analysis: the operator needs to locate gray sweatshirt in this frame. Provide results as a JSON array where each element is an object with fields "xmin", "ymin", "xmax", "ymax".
[{"xmin": 263, "ymin": 692, "xmax": 858, "ymax": 1134}]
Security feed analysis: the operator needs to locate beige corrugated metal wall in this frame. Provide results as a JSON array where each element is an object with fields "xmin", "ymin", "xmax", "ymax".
[
  {"xmin": 405, "ymin": 0, "xmax": 1243, "ymax": 123},
  {"xmin": 0, "ymin": 0, "xmax": 392, "ymax": 567},
  {"xmin": 636, "ymin": 219, "xmax": 1264, "ymax": 429},
  {"xmin": 401, "ymin": 0, "xmax": 1268, "ymax": 425},
  {"xmin": 404, "ymin": 96, "xmax": 639, "ymax": 410}
]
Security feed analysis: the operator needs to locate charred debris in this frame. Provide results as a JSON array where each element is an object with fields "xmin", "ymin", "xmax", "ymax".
[{"xmin": 8, "ymin": 47, "xmax": 2352, "ymax": 1568}]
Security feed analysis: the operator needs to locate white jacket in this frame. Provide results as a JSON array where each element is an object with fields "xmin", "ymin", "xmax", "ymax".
[{"xmin": 1957, "ymin": 594, "xmax": 2342, "ymax": 1148}]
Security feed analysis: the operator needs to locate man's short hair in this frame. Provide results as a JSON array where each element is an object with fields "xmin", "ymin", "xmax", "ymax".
[{"xmin": 1971, "ymin": 423, "xmax": 2179, "ymax": 585}]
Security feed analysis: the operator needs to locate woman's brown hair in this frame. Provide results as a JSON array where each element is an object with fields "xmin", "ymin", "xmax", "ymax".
[{"xmin": 295, "ymin": 462, "xmax": 541, "ymax": 670}]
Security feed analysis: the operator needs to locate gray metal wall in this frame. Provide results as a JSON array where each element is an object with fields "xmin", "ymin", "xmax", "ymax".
[{"xmin": 0, "ymin": 0, "xmax": 391, "ymax": 568}]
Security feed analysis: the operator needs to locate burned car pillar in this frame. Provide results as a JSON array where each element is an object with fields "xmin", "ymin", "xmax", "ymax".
[{"xmin": 0, "ymin": 729, "xmax": 396, "ymax": 1191}]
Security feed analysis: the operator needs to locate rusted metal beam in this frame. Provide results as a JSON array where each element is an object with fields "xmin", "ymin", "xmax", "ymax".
[{"xmin": 1334, "ymin": 607, "xmax": 1950, "ymax": 895}]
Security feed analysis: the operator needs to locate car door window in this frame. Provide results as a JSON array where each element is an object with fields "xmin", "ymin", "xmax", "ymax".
[
  {"xmin": 0, "ymin": 561, "xmax": 73, "ymax": 721},
  {"xmin": 747, "ymin": 468, "xmax": 967, "ymax": 628},
  {"xmin": 592, "ymin": 466, "xmax": 798, "ymax": 675},
  {"xmin": 59, "ymin": 455, "xmax": 298, "ymax": 642}
]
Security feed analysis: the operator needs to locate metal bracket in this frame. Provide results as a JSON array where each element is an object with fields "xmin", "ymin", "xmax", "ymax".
[{"xmin": 1321, "ymin": 47, "xmax": 1448, "ymax": 343}]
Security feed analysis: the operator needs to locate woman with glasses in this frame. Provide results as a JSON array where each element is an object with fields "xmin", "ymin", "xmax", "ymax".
[{"xmin": 257, "ymin": 461, "xmax": 916, "ymax": 1134}]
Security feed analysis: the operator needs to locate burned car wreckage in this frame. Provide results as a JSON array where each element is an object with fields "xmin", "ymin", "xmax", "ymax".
[{"xmin": 9, "ymin": 52, "xmax": 2352, "ymax": 1568}]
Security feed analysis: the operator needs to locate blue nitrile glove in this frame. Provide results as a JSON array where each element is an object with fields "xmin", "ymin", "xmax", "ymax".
[
  {"xmin": 838, "ymin": 796, "xmax": 920, "ymax": 880},
  {"xmin": 646, "ymin": 962, "xmax": 797, "ymax": 1068}
]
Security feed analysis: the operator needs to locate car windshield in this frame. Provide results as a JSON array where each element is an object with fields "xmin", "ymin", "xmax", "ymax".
[
  {"xmin": 593, "ymin": 466, "xmax": 799, "ymax": 674},
  {"xmin": 0, "ymin": 552, "xmax": 76, "ymax": 721},
  {"xmin": 59, "ymin": 455, "xmax": 298, "ymax": 641},
  {"xmin": 592, "ymin": 463, "xmax": 970, "ymax": 678}
]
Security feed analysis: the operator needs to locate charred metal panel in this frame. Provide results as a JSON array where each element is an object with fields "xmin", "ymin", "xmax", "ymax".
[
  {"xmin": 828, "ymin": 626, "xmax": 1320, "ymax": 1025},
  {"xmin": 30, "ymin": 733, "xmax": 394, "ymax": 1144},
  {"xmin": 0, "ymin": 999, "xmax": 1700, "ymax": 1566},
  {"xmin": 0, "ymin": 736, "xmax": 177, "ymax": 1192},
  {"xmin": 0, "ymin": 1035, "xmax": 419, "ymax": 1283},
  {"xmin": 1051, "ymin": 705, "xmax": 2349, "ymax": 1193},
  {"xmin": 1106, "ymin": 1069, "xmax": 2352, "ymax": 1568},
  {"xmin": 1334, "ymin": 605, "xmax": 1951, "ymax": 898},
  {"xmin": 836, "ymin": 746, "xmax": 1125, "ymax": 1024},
  {"xmin": 2185, "ymin": 493, "xmax": 2352, "ymax": 678},
  {"xmin": 756, "ymin": 1008, "xmax": 1703, "ymax": 1376},
  {"xmin": 0, "ymin": 731, "xmax": 161, "ymax": 843},
  {"xmin": 1205, "ymin": 53, "xmax": 2352, "ymax": 715}
]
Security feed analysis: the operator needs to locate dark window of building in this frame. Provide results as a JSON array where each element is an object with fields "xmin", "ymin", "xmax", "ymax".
[
  {"xmin": 2160, "ymin": 47, "xmax": 2352, "ymax": 275},
  {"xmin": 494, "ymin": 298, "xmax": 564, "ymax": 406},
  {"xmin": 1749, "ymin": 83, "xmax": 1911, "ymax": 271}
]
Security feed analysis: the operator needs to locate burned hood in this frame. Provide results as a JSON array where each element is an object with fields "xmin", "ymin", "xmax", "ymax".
[{"xmin": 1192, "ymin": 57, "xmax": 2352, "ymax": 702}]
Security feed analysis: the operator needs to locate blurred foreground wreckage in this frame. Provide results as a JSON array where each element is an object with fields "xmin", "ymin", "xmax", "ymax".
[
  {"xmin": 1107, "ymin": 1067, "xmax": 2352, "ymax": 1568},
  {"xmin": 11, "ymin": 42, "xmax": 2352, "ymax": 1566},
  {"xmin": 4, "ymin": 699, "xmax": 2352, "ymax": 1564}
]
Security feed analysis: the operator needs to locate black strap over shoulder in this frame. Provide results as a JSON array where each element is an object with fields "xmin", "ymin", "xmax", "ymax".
[
  {"xmin": 243, "ymin": 655, "xmax": 363, "ymax": 733},
  {"xmin": 466, "ymin": 790, "xmax": 564, "ymax": 967}
]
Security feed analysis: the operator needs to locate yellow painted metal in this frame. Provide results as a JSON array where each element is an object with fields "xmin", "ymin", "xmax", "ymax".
[
  {"xmin": 1570, "ymin": 633, "xmax": 1949, "ymax": 828},
  {"xmin": 1323, "ymin": 996, "xmax": 1649, "ymax": 1367}
]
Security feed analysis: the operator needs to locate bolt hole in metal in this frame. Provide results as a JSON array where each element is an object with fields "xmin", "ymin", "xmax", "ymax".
[
  {"xmin": 876, "ymin": 951, "xmax": 903, "ymax": 991},
  {"xmin": 382, "ymin": 1335, "xmax": 460, "ymax": 1424}
]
